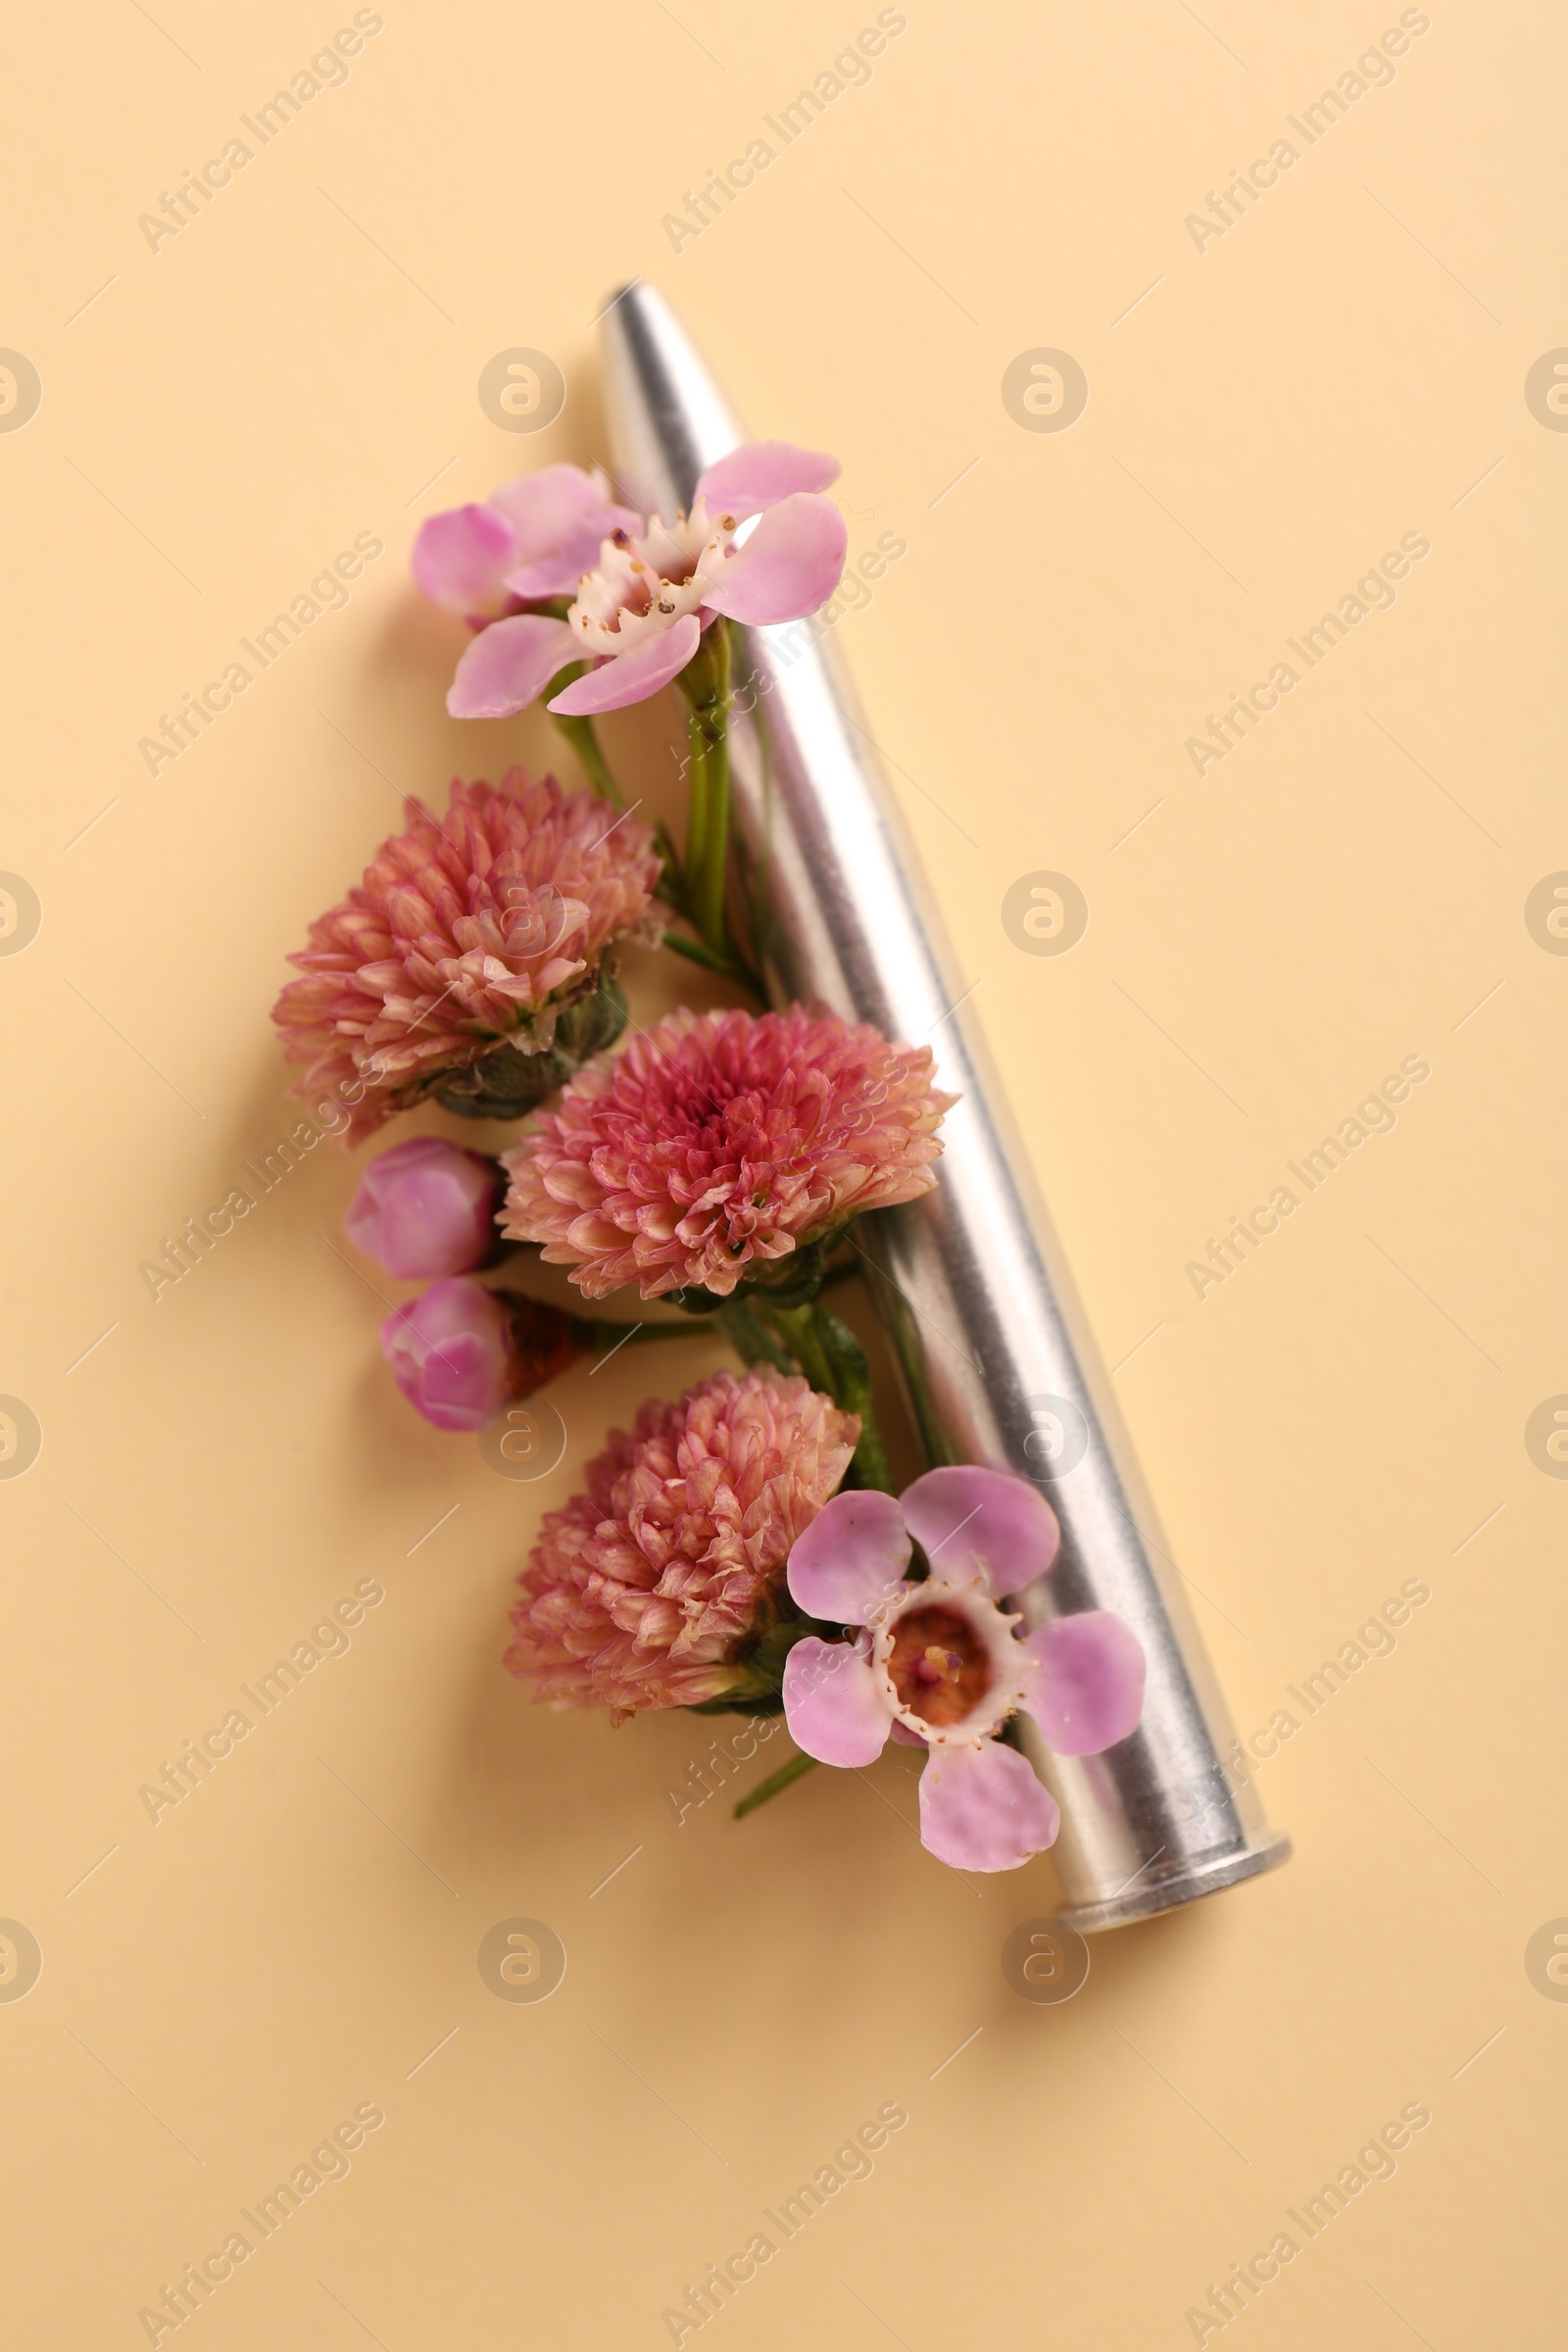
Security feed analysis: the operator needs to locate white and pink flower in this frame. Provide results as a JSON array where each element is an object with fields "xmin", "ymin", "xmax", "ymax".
[
  {"xmin": 782, "ymin": 1467, "xmax": 1147, "ymax": 1873},
  {"xmin": 441, "ymin": 442, "xmax": 849, "ymax": 721},
  {"xmin": 413, "ymin": 463, "xmax": 639, "ymax": 622}
]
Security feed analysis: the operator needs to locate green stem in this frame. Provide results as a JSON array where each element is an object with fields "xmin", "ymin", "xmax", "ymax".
[
  {"xmin": 733, "ymin": 1749, "xmax": 819, "ymax": 1819},
  {"xmin": 662, "ymin": 928, "xmax": 766, "ymax": 997},
  {"xmin": 653, "ymin": 820, "xmax": 690, "ymax": 912},
  {"xmin": 765, "ymin": 1302, "xmax": 835, "ymax": 1393},
  {"xmin": 569, "ymin": 1314, "xmax": 710, "ymax": 1353},
  {"xmin": 677, "ymin": 621, "xmax": 732, "ymax": 957},
  {"xmin": 551, "ymin": 710, "xmax": 621, "ymax": 808},
  {"xmin": 758, "ymin": 1298, "xmax": 895, "ymax": 1493},
  {"xmin": 711, "ymin": 1298, "xmax": 799, "ymax": 1377}
]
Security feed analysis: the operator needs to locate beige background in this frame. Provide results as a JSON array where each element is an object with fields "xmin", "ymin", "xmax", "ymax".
[{"xmin": 3, "ymin": 1, "xmax": 1564, "ymax": 2343}]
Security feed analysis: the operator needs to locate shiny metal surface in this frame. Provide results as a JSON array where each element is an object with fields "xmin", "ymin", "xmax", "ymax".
[{"xmin": 600, "ymin": 284, "xmax": 1290, "ymax": 1929}]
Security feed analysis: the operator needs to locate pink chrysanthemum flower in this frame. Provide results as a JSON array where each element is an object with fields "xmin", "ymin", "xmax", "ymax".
[
  {"xmin": 271, "ymin": 770, "xmax": 661, "ymax": 1139},
  {"xmin": 500, "ymin": 1004, "xmax": 955, "ymax": 1299},
  {"xmin": 506, "ymin": 1366, "xmax": 859, "ymax": 1716}
]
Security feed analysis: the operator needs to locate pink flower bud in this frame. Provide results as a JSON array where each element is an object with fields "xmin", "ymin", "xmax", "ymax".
[
  {"xmin": 379, "ymin": 1279, "xmax": 518, "ymax": 1432},
  {"xmin": 345, "ymin": 1138, "xmax": 500, "ymax": 1279}
]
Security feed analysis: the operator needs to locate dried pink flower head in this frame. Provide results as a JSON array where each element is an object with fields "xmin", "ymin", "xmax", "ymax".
[
  {"xmin": 271, "ymin": 771, "xmax": 660, "ymax": 1140},
  {"xmin": 505, "ymin": 1366, "xmax": 859, "ymax": 1716},
  {"xmin": 500, "ymin": 1004, "xmax": 955, "ymax": 1300}
]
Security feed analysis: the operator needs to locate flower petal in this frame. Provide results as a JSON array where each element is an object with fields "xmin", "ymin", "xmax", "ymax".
[
  {"xmin": 413, "ymin": 503, "xmax": 517, "ymax": 616},
  {"xmin": 447, "ymin": 614, "xmax": 575, "ymax": 719},
  {"xmin": 378, "ymin": 1278, "xmax": 514, "ymax": 1432},
  {"xmin": 699, "ymin": 494, "xmax": 848, "ymax": 625},
  {"xmin": 547, "ymin": 612, "xmax": 702, "ymax": 714},
  {"xmin": 1024, "ymin": 1611, "xmax": 1146, "ymax": 1755},
  {"xmin": 917, "ymin": 1740, "xmax": 1060, "ymax": 1872},
  {"xmin": 490, "ymin": 466, "xmax": 641, "ymax": 597},
  {"xmin": 696, "ymin": 440, "xmax": 841, "ymax": 523},
  {"xmin": 489, "ymin": 463, "xmax": 616, "ymax": 546},
  {"xmin": 786, "ymin": 1488, "xmax": 911, "ymax": 1626},
  {"xmin": 899, "ymin": 1465, "xmax": 1060, "ymax": 1596},
  {"xmin": 782, "ymin": 1637, "xmax": 891, "ymax": 1766}
]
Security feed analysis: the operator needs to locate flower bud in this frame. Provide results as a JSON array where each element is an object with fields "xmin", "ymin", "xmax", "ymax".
[
  {"xmin": 380, "ymin": 1279, "xmax": 526, "ymax": 1432},
  {"xmin": 345, "ymin": 1137, "xmax": 502, "ymax": 1279}
]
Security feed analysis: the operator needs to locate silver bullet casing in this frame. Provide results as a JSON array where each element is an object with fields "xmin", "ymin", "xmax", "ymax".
[{"xmin": 599, "ymin": 285, "xmax": 1290, "ymax": 1931}]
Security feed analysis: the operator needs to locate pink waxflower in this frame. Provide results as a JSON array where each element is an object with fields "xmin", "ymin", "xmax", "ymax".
[
  {"xmin": 447, "ymin": 442, "xmax": 849, "ymax": 720},
  {"xmin": 344, "ymin": 1137, "xmax": 502, "ymax": 1279},
  {"xmin": 500, "ymin": 1004, "xmax": 954, "ymax": 1300},
  {"xmin": 506, "ymin": 1367, "xmax": 859, "ymax": 1716},
  {"xmin": 413, "ymin": 463, "xmax": 639, "ymax": 621},
  {"xmin": 380, "ymin": 1278, "xmax": 521, "ymax": 1432},
  {"xmin": 271, "ymin": 770, "xmax": 660, "ymax": 1140},
  {"xmin": 783, "ymin": 1467, "xmax": 1147, "ymax": 1873}
]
